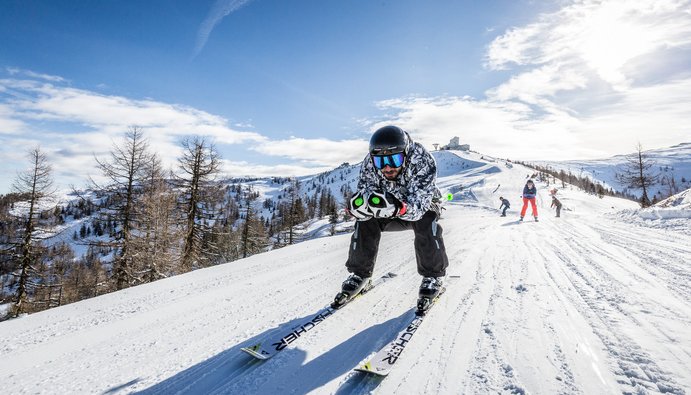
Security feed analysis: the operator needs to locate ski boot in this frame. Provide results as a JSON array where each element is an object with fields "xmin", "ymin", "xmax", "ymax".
[
  {"xmin": 519, "ymin": 216, "xmax": 524, "ymax": 222},
  {"xmin": 416, "ymin": 276, "xmax": 444, "ymax": 316},
  {"xmin": 331, "ymin": 274, "xmax": 371, "ymax": 309},
  {"xmin": 534, "ymin": 217, "xmax": 539, "ymax": 222}
]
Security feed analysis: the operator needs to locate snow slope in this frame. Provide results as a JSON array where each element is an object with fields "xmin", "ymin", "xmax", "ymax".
[
  {"xmin": 533, "ymin": 142, "xmax": 691, "ymax": 201},
  {"xmin": 1, "ymin": 151, "xmax": 689, "ymax": 394}
]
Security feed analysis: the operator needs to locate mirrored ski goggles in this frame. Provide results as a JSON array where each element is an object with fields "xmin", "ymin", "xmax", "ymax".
[{"xmin": 371, "ymin": 152, "xmax": 405, "ymax": 169}]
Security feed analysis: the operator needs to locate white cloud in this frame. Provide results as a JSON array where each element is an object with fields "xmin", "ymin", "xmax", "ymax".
[
  {"xmin": 487, "ymin": 0, "xmax": 691, "ymax": 89},
  {"xmin": 0, "ymin": 104, "xmax": 27, "ymax": 134},
  {"xmin": 376, "ymin": 75, "xmax": 691, "ymax": 159},
  {"xmin": 6, "ymin": 67, "xmax": 67, "ymax": 82},
  {"xmin": 193, "ymin": 0, "xmax": 256, "ymax": 58},
  {"xmin": 250, "ymin": 137, "xmax": 369, "ymax": 166},
  {"xmin": 374, "ymin": 96, "xmax": 583, "ymax": 161},
  {"xmin": 1, "ymin": 79, "xmax": 265, "ymax": 144},
  {"xmin": 0, "ymin": 75, "xmax": 366, "ymax": 192},
  {"xmin": 575, "ymin": 77, "xmax": 691, "ymax": 151},
  {"xmin": 221, "ymin": 160, "xmax": 335, "ymax": 178},
  {"xmin": 368, "ymin": 0, "xmax": 691, "ymax": 161},
  {"xmin": 485, "ymin": 23, "xmax": 545, "ymax": 70},
  {"xmin": 0, "ymin": 77, "xmax": 268, "ymax": 191},
  {"xmin": 486, "ymin": 64, "xmax": 588, "ymax": 104}
]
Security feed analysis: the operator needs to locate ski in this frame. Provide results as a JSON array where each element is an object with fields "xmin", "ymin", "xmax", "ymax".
[
  {"xmin": 354, "ymin": 287, "xmax": 446, "ymax": 377},
  {"xmin": 241, "ymin": 272, "xmax": 397, "ymax": 360}
]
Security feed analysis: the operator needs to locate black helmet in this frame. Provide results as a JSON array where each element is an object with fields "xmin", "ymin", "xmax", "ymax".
[{"xmin": 369, "ymin": 125, "xmax": 409, "ymax": 155}]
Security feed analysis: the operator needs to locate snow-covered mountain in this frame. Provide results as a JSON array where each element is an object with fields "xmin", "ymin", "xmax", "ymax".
[
  {"xmin": 1, "ymin": 150, "xmax": 689, "ymax": 394},
  {"xmin": 12, "ymin": 143, "xmax": 690, "ymax": 259},
  {"xmin": 532, "ymin": 142, "xmax": 691, "ymax": 202}
]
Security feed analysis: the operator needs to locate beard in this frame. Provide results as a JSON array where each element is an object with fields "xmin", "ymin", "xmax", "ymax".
[{"xmin": 382, "ymin": 167, "xmax": 400, "ymax": 180}]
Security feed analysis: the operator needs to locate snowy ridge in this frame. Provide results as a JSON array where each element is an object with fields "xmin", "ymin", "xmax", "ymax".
[
  {"xmin": 532, "ymin": 142, "xmax": 691, "ymax": 201},
  {"xmin": 1, "ymin": 150, "xmax": 689, "ymax": 394}
]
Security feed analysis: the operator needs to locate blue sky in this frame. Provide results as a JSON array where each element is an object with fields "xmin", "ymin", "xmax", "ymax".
[{"xmin": 1, "ymin": 0, "xmax": 690, "ymax": 193}]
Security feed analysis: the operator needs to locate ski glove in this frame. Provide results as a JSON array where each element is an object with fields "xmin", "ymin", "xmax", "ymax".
[
  {"xmin": 368, "ymin": 191, "xmax": 407, "ymax": 219},
  {"xmin": 347, "ymin": 191, "xmax": 373, "ymax": 220}
]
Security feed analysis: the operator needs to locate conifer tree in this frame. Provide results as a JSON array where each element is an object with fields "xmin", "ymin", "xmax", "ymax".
[
  {"xmin": 240, "ymin": 197, "xmax": 267, "ymax": 258},
  {"xmin": 283, "ymin": 178, "xmax": 305, "ymax": 245}
]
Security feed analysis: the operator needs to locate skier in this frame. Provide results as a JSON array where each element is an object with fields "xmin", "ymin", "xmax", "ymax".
[
  {"xmin": 519, "ymin": 179, "xmax": 538, "ymax": 222},
  {"xmin": 551, "ymin": 195, "xmax": 562, "ymax": 217},
  {"xmin": 499, "ymin": 196, "xmax": 510, "ymax": 217},
  {"xmin": 335, "ymin": 125, "xmax": 449, "ymax": 313}
]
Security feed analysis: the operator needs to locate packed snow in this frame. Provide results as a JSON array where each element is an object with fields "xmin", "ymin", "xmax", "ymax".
[
  {"xmin": 1, "ymin": 150, "xmax": 689, "ymax": 394},
  {"xmin": 638, "ymin": 189, "xmax": 691, "ymax": 220}
]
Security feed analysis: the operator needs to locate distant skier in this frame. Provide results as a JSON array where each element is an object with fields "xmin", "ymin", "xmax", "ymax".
[
  {"xmin": 520, "ymin": 179, "xmax": 538, "ymax": 222},
  {"xmin": 551, "ymin": 195, "xmax": 562, "ymax": 217},
  {"xmin": 499, "ymin": 196, "xmax": 510, "ymax": 217},
  {"xmin": 336, "ymin": 125, "xmax": 448, "ymax": 313}
]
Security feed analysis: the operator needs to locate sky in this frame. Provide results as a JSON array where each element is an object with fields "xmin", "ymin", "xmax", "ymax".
[{"xmin": 1, "ymin": 0, "xmax": 690, "ymax": 193}]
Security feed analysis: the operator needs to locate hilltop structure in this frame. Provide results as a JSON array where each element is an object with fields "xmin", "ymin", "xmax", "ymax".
[{"xmin": 440, "ymin": 137, "xmax": 470, "ymax": 151}]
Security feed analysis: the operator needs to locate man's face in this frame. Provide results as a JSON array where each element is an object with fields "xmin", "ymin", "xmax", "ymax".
[
  {"xmin": 381, "ymin": 165, "xmax": 402, "ymax": 180},
  {"xmin": 371, "ymin": 152, "xmax": 405, "ymax": 180}
]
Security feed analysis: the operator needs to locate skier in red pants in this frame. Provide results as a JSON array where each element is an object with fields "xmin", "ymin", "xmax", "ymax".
[{"xmin": 520, "ymin": 179, "xmax": 538, "ymax": 222}]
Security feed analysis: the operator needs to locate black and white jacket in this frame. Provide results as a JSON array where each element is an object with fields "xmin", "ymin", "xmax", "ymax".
[{"xmin": 356, "ymin": 136, "xmax": 442, "ymax": 222}]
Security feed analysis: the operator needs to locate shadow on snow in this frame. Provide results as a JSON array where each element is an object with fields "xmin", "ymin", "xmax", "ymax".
[{"xmin": 135, "ymin": 308, "xmax": 413, "ymax": 395}]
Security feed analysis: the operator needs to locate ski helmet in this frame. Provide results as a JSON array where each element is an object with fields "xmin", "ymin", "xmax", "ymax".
[{"xmin": 369, "ymin": 125, "xmax": 409, "ymax": 155}]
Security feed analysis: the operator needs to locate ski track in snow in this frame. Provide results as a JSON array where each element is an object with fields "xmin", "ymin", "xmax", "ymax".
[
  {"xmin": 1, "ymin": 152, "xmax": 689, "ymax": 394},
  {"xmin": 543, "ymin": 220, "xmax": 690, "ymax": 394}
]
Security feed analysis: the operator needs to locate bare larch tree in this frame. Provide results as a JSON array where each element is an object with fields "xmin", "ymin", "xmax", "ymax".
[
  {"xmin": 10, "ymin": 146, "xmax": 55, "ymax": 317},
  {"xmin": 175, "ymin": 137, "xmax": 222, "ymax": 272},
  {"xmin": 617, "ymin": 142, "xmax": 658, "ymax": 208},
  {"xmin": 130, "ymin": 154, "xmax": 180, "ymax": 282},
  {"xmin": 93, "ymin": 126, "xmax": 152, "ymax": 290}
]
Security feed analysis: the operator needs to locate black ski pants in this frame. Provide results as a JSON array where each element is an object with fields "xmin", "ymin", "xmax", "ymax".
[{"xmin": 346, "ymin": 210, "xmax": 449, "ymax": 278}]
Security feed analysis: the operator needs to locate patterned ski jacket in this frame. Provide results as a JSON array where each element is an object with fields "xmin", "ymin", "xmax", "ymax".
[{"xmin": 356, "ymin": 135, "xmax": 441, "ymax": 222}]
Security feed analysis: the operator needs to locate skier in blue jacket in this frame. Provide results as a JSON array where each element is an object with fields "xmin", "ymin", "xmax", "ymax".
[
  {"xmin": 499, "ymin": 197, "xmax": 510, "ymax": 217},
  {"xmin": 520, "ymin": 180, "xmax": 538, "ymax": 221},
  {"xmin": 334, "ymin": 125, "xmax": 448, "ymax": 313}
]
